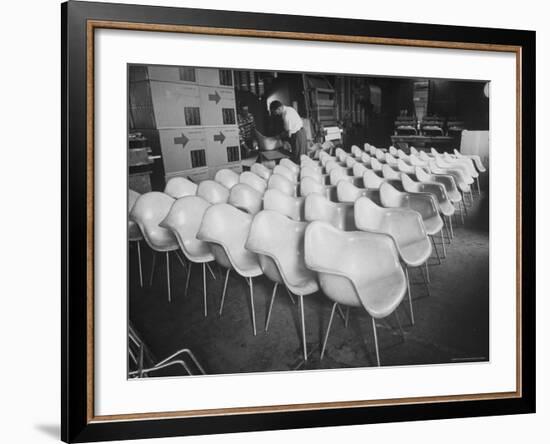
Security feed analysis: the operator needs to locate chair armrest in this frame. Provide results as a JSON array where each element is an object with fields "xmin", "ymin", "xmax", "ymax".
[{"xmin": 403, "ymin": 193, "xmax": 438, "ymax": 219}]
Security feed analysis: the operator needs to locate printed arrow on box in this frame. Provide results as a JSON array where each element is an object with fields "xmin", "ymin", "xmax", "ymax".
[
  {"xmin": 208, "ymin": 91, "xmax": 221, "ymax": 104},
  {"xmin": 213, "ymin": 131, "xmax": 225, "ymax": 143},
  {"xmin": 174, "ymin": 133, "xmax": 189, "ymax": 149}
]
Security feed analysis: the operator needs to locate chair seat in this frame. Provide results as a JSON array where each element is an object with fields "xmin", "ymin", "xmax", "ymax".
[
  {"xmin": 399, "ymin": 239, "xmax": 432, "ymax": 267},
  {"xmin": 439, "ymin": 200, "xmax": 456, "ymax": 216},
  {"xmin": 128, "ymin": 220, "xmax": 143, "ymax": 242},
  {"xmin": 423, "ymin": 215, "xmax": 444, "ymax": 235},
  {"xmin": 182, "ymin": 239, "xmax": 215, "ymax": 263},
  {"xmin": 356, "ymin": 271, "xmax": 407, "ymax": 319}
]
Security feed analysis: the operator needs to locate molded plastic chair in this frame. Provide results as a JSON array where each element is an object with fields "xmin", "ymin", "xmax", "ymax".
[
  {"xmin": 268, "ymin": 173, "xmax": 297, "ymax": 197},
  {"xmin": 304, "ymin": 221, "xmax": 407, "ymax": 366},
  {"xmin": 369, "ymin": 145, "xmax": 377, "ymax": 156},
  {"xmin": 427, "ymin": 159, "xmax": 473, "ymax": 195},
  {"xmin": 389, "ymin": 146, "xmax": 398, "ymax": 156},
  {"xmin": 300, "ymin": 167, "xmax": 324, "ymax": 184},
  {"xmin": 161, "ymin": 196, "xmax": 214, "ymax": 316},
  {"xmin": 443, "ymin": 152, "xmax": 480, "ymax": 194},
  {"xmin": 246, "ymin": 211, "xmax": 319, "ymax": 360},
  {"xmin": 263, "ymin": 188, "xmax": 305, "ymax": 221},
  {"xmin": 280, "ymin": 158, "xmax": 300, "ymax": 176},
  {"xmin": 240, "ymin": 171, "xmax": 268, "ymax": 194},
  {"xmin": 320, "ymin": 154, "xmax": 336, "ymax": 167},
  {"xmin": 345, "ymin": 156, "xmax": 357, "ymax": 168},
  {"xmin": 409, "ymin": 154, "xmax": 429, "ymax": 168},
  {"xmin": 197, "ymin": 204, "xmax": 262, "ymax": 335},
  {"xmin": 351, "ymin": 145, "xmax": 363, "ymax": 159},
  {"xmin": 380, "ymin": 182, "xmax": 445, "ymax": 259},
  {"xmin": 250, "ymin": 163, "xmax": 272, "ymax": 181},
  {"xmin": 299, "ymin": 176, "xmax": 337, "ymax": 201},
  {"xmin": 273, "ymin": 164, "xmax": 298, "ymax": 183},
  {"xmin": 454, "ymin": 149, "xmax": 486, "ymax": 172},
  {"xmin": 197, "ymin": 180, "xmax": 230, "ymax": 204},
  {"xmin": 304, "ymin": 193, "xmax": 356, "ymax": 231},
  {"xmin": 370, "ymin": 157, "xmax": 383, "ymax": 173},
  {"xmin": 410, "ymin": 146, "xmax": 420, "ymax": 156},
  {"xmin": 337, "ymin": 181, "xmax": 381, "ymax": 205},
  {"xmin": 375, "ymin": 149, "xmax": 386, "ymax": 163},
  {"xmin": 335, "ymin": 148, "xmax": 348, "ymax": 163},
  {"xmin": 363, "ymin": 169, "xmax": 385, "ymax": 190},
  {"xmin": 397, "ymin": 149, "xmax": 409, "ymax": 160},
  {"xmin": 130, "ymin": 192, "xmax": 181, "ymax": 302},
  {"xmin": 214, "ymin": 169, "xmax": 239, "ymax": 189},
  {"xmin": 164, "ymin": 177, "xmax": 197, "ymax": 199},
  {"xmin": 382, "ymin": 164, "xmax": 401, "ymax": 181},
  {"xmin": 397, "ymin": 158, "xmax": 416, "ymax": 174},
  {"xmin": 385, "ymin": 153, "xmax": 398, "ymax": 167},
  {"xmin": 229, "ymin": 183, "xmax": 263, "ymax": 215},
  {"xmin": 352, "ymin": 163, "xmax": 368, "ymax": 178},
  {"xmin": 434, "ymin": 155, "xmax": 474, "ymax": 184},
  {"xmin": 360, "ymin": 152, "xmax": 372, "ymax": 167},
  {"xmin": 324, "ymin": 159, "xmax": 343, "ymax": 174},
  {"xmin": 330, "ymin": 167, "xmax": 354, "ymax": 186},
  {"xmin": 354, "ymin": 196, "xmax": 432, "ymax": 323},
  {"xmin": 129, "ymin": 189, "xmax": 144, "ymax": 287}
]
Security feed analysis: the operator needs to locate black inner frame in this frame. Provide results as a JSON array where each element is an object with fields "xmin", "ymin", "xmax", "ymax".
[{"xmin": 62, "ymin": 1, "xmax": 536, "ymax": 442}]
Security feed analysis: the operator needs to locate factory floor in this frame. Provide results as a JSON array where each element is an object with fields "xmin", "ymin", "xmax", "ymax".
[{"xmin": 129, "ymin": 185, "xmax": 489, "ymax": 376}]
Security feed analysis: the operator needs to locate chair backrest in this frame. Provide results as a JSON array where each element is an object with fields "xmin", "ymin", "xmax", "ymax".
[
  {"xmin": 385, "ymin": 153, "xmax": 398, "ymax": 167},
  {"xmin": 329, "ymin": 167, "xmax": 352, "ymax": 186},
  {"xmin": 389, "ymin": 146, "xmax": 398, "ymax": 156},
  {"xmin": 379, "ymin": 181, "xmax": 404, "ymax": 207},
  {"xmin": 250, "ymin": 163, "xmax": 272, "ymax": 181},
  {"xmin": 160, "ymin": 195, "xmax": 212, "ymax": 259},
  {"xmin": 397, "ymin": 158, "xmax": 415, "ymax": 174},
  {"xmin": 300, "ymin": 166, "xmax": 323, "ymax": 183},
  {"xmin": 369, "ymin": 145, "xmax": 377, "ymax": 156},
  {"xmin": 337, "ymin": 181, "xmax": 364, "ymax": 203},
  {"xmin": 321, "ymin": 155, "xmax": 335, "ymax": 167},
  {"xmin": 400, "ymin": 172, "xmax": 420, "ymax": 193},
  {"xmin": 130, "ymin": 192, "xmax": 177, "ymax": 250},
  {"xmin": 263, "ymin": 188, "xmax": 304, "ymax": 221},
  {"xmin": 382, "ymin": 164, "xmax": 400, "ymax": 180},
  {"xmin": 300, "ymin": 176, "xmax": 326, "ymax": 197},
  {"xmin": 246, "ymin": 210, "xmax": 316, "ymax": 291},
  {"xmin": 430, "ymin": 147, "xmax": 439, "ymax": 156},
  {"xmin": 240, "ymin": 171, "xmax": 267, "ymax": 194},
  {"xmin": 273, "ymin": 164, "xmax": 297, "ymax": 183},
  {"xmin": 267, "ymin": 173, "xmax": 296, "ymax": 197},
  {"xmin": 214, "ymin": 169, "xmax": 239, "ymax": 189},
  {"xmin": 345, "ymin": 156, "xmax": 357, "ymax": 168},
  {"xmin": 370, "ymin": 157, "xmax": 383, "ymax": 172},
  {"xmin": 164, "ymin": 177, "xmax": 198, "ymax": 198},
  {"xmin": 197, "ymin": 180, "xmax": 230, "ymax": 204},
  {"xmin": 280, "ymin": 158, "xmax": 300, "ymax": 175},
  {"xmin": 335, "ymin": 148, "xmax": 347, "ymax": 162},
  {"xmin": 324, "ymin": 160, "xmax": 341, "ymax": 173},
  {"xmin": 304, "ymin": 193, "xmax": 356, "ymax": 230},
  {"xmin": 197, "ymin": 203, "xmax": 261, "ymax": 275},
  {"xmin": 375, "ymin": 149, "xmax": 386, "ymax": 162},
  {"xmin": 363, "ymin": 169, "xmax": 384, "ymax": 189},
  {"xmin": 351, "ymin": 145, "xmax": 361, "ymax": 158},
  {"xmin": 229, "ymin": 183, "xmax": 263, "ymax": 215},
  {"xmin": 415, "ymin": 166, "xmax": 432, "ymax": 182},
  {"xmin": 352, "ymin": 163, "xmax": 368, "ymax": 178},
  {"xmin": 360, "ymin": 152, "xmax": 371, "ymax": 166},
  {"xmin": 304, "ymin": 221, "xmax": 404, "ymax": 313},
  {"xmin": 397, "ymin": 149, "xmax": 409, "ymax": 160},
  {"xmin": 410, "ymin": 146, "xmax": 419, "ymax": 156},
  {"xmin": 409, "ymin": 154, "xmax": 428, "ymax": 167}
]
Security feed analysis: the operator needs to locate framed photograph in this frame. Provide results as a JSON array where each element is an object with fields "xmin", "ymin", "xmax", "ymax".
[{"xmin": 62, "ymin": 1, "xmax": 535, "ymax": 442}]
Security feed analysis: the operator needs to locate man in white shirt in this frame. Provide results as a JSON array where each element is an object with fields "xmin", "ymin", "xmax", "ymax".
[{"xmin": 269, "ymin": 100, "xmax": 307, "ymax": 162}]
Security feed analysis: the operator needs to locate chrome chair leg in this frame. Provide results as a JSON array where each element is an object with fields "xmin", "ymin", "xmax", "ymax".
[
  {"xmin": 404, "ymin": 266, "xmax": 414, "ymax": 325},
  {"xmin": 440, "ymin": 230, "xmax": 447, "ymax": 258},
  {"xmin": 149, "ymin": 251, "xmax": 157, "ymax": 287},
  {"xmin": 205, "ymin": 262, "xmax": 216, "ymax": 280},
  {"xmin": 448, "ymin": 215, "xmax": 454, "ymax": 239},
  {"xmin": 299, "ymin": 294, "xmax": 307, "ymax": 361},
  {"xmin": 424, "ymin": 261, "xmax": 430, "ymax": 283},
  {"xmin": 394, "ymin": 309, "xmax": 405, "ymax": 342},
  {"xmin": 476, "ymin": 177, "xmax": 481, "ymax": 194},
  {"xmin": 371, "ymin": 317, "xmax": 381, "ymax": 367},
  {"xmin": 265, "ymin": 282, "xmax": 278, "ymax": 332},
  {"xmin": 218, "ymin": 268, "xmax": 230, "ymax": 315},
  {"xmin": 321, "ymin": 302, "xmax": 337, "ymax": 359},
  {"xmin": 249, "ymin": 277, "xmax": 257, "ymax": 336},
  {"xmin": 184, "ymin": 262, "xmax": 192, "ymax": 297},
  {"xmin": 285, "ymin": 286, "xmax": 296, "ymax": 305},
  {"xmin": 166, "ymin": 252, "xmax": 171, "ymax": 302},
  {"xmin": 137, "ymin": 241, "xmax": 143, "ymax": 287},
  {"xmin": 174, "ymin": 251, "xmax": 187, "ymax": 272},
  {"xmin": 430, "ymin": 235, "xmax": 441, "ymax": 265},
  {"xmin": 202, "ymin": 263, "xmax": 207, "ymax": 317},
  {"xmin": 420, "ymin": 264, "xmax": 431, "ymax": 297},
  {"xmin": 345, "ymin": 307, "xmax": 350, "ymax": 328}
]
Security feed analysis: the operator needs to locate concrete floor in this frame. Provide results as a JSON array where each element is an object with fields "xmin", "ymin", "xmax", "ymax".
[{"xmin": 129, "ymin": 187, "xmax": 489, "ymax": 376}]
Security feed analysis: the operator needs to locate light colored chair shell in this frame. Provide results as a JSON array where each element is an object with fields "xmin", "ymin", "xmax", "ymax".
[
  {"xmin": 263, "ymin": 188, "xmax": 305, "ymax": 221},
  {"xmin": 454, "ymin": 149, "xmax": 486, "ymax": 172},
  {"xmin": 250, "ymin": 163, "xmax": 272, "ymax": 181},
  {"xmin": 304, "ymin": 221, "xmax": 407, "ymax": 366},
  {"xmin": 336, "ymin": 181, "xmax": 380, "ymax": 205},
  {"xmin": 389, "ymin": 146, "xmax": 398, "ymax": 156},
  {"xmin": 197, "ymin": 203, "xmax": 262, "ymax": 334},
  {"xmin": 385, "ymin": 153, "xmax": 398, "ymax": 167},
  {"xmin": 401, "ymin": 174, "xmax": 455, "ymax": 217},
  {"xmin": 375, "ymin": 149, "xmax": 386, "ymax": 162},
  {"xmin": 360, "ymin": 152, "xmax": 372, "ymax": 166},
  {"xmin": 240, "ymin": 171, "xmax": 268, "ymax": 194},
  {"xmin": 415, "ymin": 167, "xmax": 461, "ymax": 204},
  {"xmin": 363, "ymin": 169, "xmax": 384, "ymax": 190},
  {"xmin": 304, "ymin": 193, "xmax": 356, "ymax": 231},
  {"xmin": 410, "ymin": 146, "xmax": 420, "ymax": 156},
  {"xmin": 370, "ymin": 157, "xmax": 383, "ymax": 173},
  {"xmin": 197, "ymin": 180, "xmax": 230, "ymax": 204},
  {"xmin": 273, "ymin": 164, "xmax": 298, "ymax": 183},
  {"xmin": 300, "ymin": 167, "xmax": 324, "ymax": 184},
  {"xmin": 268, "ymin": 173, "xmax": 297, "ymax": 197},
  {"xmin": 382, "ymin": 164, "xmax": 401, "ymax": 181},
  {"xmin": 229, "ymin": 183, "xmax": 263, "ymax": 215},
  {"xmin": 280, "ymin": 158, "xmax": 300, "ymax": 175},
  {"xmin": 299, "ymin": 176, "xmax": 337, "ymax": 201},
  {"xmin": 164, "ymin": 177, "xmax": 198, "ymax": 198},
  {"xmin": 353, "ymin": 163, "xmax": 368, "ymax": 178},
  {"xmin": 397, "ymin": 158, "xmax": 416, "ymax": 174},
  {"xmin": 214, "ymin": 169, "xmax": 239, "ymax": 189}
]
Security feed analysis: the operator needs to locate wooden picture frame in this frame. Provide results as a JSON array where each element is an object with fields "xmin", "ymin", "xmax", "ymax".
[{"xmin": 62, "ymin": 1, "xmax": 536, "ymax": 442}]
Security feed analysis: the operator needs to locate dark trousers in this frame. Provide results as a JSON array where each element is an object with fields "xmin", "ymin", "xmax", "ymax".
[{"xmin": 290, "ymin": 127, "xmax": 307, "ymax": 162}]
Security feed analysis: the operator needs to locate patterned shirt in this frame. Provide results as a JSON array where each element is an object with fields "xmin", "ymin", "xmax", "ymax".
[{"xmin": 238, "ymin": 112, "xmax": 256, "ymax": 145}]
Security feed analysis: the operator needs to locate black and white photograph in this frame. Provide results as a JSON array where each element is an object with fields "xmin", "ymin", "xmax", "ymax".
[{"xmin": 127, "ymin": 64, "xmax": 490, "ymax": 377}]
